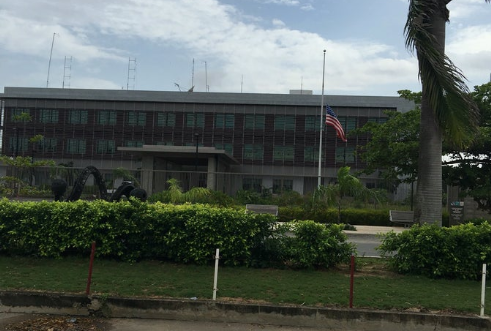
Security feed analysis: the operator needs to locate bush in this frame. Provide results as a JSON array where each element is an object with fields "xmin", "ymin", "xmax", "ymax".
[
  {"xmin": 0, "ymin": 199, "xmax": 354, "ymax": 270},
  {"xmin": 278, "ymin": 207, "xmax": 391, "ymax": 226},
  {"xmin": 378, "ymin": 222, "xmax": 491, "ymax": 279},
  {"xmin": 280, "ymin": 220, "xmax": 355, "ymax": 269}
]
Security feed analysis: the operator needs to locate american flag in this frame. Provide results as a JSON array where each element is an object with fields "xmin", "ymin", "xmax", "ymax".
[{"xmin": 325, "ymin": 105, "xmax": 347, "ymax": 142}]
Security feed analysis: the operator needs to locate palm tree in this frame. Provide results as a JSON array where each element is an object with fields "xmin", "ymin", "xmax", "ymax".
[{"xmin": 405, "ymin": 0, "xmax": 489, "ymax": 225}]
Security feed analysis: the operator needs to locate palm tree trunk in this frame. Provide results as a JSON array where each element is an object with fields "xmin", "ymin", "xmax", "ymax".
[{"xmin": 414, "ymin": 1, "xmax": 447, "ymax": 226}]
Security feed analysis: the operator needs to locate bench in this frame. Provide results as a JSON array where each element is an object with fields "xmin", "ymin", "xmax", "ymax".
[
  {"xmin": 245, "ymin": 204, "xmax": 279, "ymax": 216},
  {"xmin": 389, "ymin": 210, "xmax": 415, "ymax": 227}
]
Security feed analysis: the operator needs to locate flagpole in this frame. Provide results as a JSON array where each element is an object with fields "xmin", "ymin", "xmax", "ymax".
[{"xmin": 317, "ymin": 50, "xmax": 326, "ymax": 188}]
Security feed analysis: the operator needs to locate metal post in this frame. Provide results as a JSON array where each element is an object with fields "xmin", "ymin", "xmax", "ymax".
[
  {"xmin": 14, "ymin": 127, "xmax": 19, "ymax": 157},
  {"xmin": 349, "ymin": 254, "xmax": 355, "ymax": 308},
  {"xmin": 317, "ymin": 50, "xmax": 326, "ymax": 188},
  {"xmin": 213, "ymin": 248, "xmax": 220, "ymax": 300},
  {"xmin": 194, "ymin": 133, "xmax": 199, "ymax": 171},
  {"xmin": 481, "ymin": 263, "xmax": 487, "ymax": 317},
  {"xmin": 86, "ymin": 241, "xmax": 96, "ymax": 295}
]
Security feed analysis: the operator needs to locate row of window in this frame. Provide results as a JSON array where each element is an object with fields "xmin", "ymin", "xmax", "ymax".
[
  {"xmin": 11, "ymin": 109, "xmax": 383, "ymax": 132},
  {"xmin": 9, "ymin": 137, "xmax": 355, "ymax": 162}
]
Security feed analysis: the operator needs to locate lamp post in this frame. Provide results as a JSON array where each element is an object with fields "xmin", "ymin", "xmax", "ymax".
[
  {"xmin": 14, "ymin": 127, "xmax": 19, "ymax": 157},
  {"xmin": 194, "ymin": 133, "xmax": 200, "ymax": 171}
]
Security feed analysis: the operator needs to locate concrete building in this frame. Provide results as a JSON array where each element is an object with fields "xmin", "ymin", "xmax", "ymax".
[{"xmin": 0, "ymin": 87, "xmax": 414, "ymax": 196}]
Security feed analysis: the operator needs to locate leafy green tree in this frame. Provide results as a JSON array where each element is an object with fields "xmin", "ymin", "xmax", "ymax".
[
  {"xmin": 357, "ymin": 84, "xmax": 491, "ymax": 213},
  {"xmin": 405, "ymin": 0, "xmax": 489, "ymax": 225},
  {"xmin": 444, "ymin": 83, "xmax": 491, "ymax": 212},
  {"xmin": 356, "ymin": 107, "xmax": 420, "ymax": 186}
]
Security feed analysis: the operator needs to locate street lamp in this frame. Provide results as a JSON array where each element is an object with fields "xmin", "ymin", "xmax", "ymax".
[{"xmin": 194, "ymin": 133, "xmax": 200, "ymax": 171}]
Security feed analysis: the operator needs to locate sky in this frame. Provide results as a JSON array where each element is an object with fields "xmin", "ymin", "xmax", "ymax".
[{"xmin": 0, "ymin": 0, "xmax": 490, "ymax": 97}]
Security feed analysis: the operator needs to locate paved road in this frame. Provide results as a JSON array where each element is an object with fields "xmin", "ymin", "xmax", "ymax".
[
  {"xmin": 345, "ymin": 226, "xmax": 405, "ymax": 257},
  {"xmin": 346, "ymin": 233, "xmax": 383, "ymax": 257}
]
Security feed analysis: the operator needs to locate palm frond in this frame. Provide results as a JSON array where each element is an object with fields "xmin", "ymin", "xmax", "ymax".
[{"xmin": 404, "ymin": 0, "xmax": 481, "ymax": 148}]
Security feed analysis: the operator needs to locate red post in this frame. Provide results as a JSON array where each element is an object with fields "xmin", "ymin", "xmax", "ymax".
[
  {"xmin": 349, "ymin": 254, "xmax": 355, "ymax": 308},
  {"xmin": 86, "ymin": 241, "xmax": 96, "ymax": 295}
]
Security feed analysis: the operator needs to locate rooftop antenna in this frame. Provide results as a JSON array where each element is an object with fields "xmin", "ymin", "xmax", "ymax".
[
  {"xmin": 62, "ymin": 56, "xmax": 72, "ymax": 89},
  {"xmin": 126, "ymin": 57, "xmax": 137, "ymax": 90},
  {"xmin": 46, "ymin": 33, "xmax": 57, "ymax": 88},
  {"xmin": 241, "ymin": 74, "xmax": 243, "ymax": 93},
  {"xmin": 192, "ymin": 58, "xmax": 195, "ymax": 88},
  {"xmin": 301, "ymin": 76, "xmax": 303, "ymax": 94},
  {"xmin": 203, "ymin": 61, "xmax": 209, "ymax": 92},
  {"xmin": 174, "ymin": 83, "xmax": 182, "ymax": 91}
]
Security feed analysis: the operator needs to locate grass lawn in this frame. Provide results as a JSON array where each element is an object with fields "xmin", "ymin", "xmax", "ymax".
[{"xmin": 0, "ymin": 256, "xmax": 488, "ymax": 315}]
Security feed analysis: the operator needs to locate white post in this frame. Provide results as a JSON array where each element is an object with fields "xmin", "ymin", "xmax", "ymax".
[
  {"xmin": 213, "ymin": 248, "xmax": 220, "ymax": 300},
  {"xmin": 317, "ymin": 50, "xmax": 326, "ymax": 188},
  {"xmin": 481, "ymin": 263, "xmax": 487, "ymax": 317}
]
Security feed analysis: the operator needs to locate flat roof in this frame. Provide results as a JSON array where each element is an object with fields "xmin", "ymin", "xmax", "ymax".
[{"xmin": 1, "ymin": 87, "xmax": 415, "ymax": 112}]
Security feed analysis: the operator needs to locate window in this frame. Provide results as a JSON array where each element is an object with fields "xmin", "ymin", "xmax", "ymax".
[
  {"xmin": 368, "ymin": 117, "xmax": 387, "ymax": 124},
  {"xmin": 157, "ymin": 112, "xmax": 176, "ymax": 127},
  {"xmin": 11, "ymin": 109, "xmax": 31, "ymax": 122},
  {"xmin": 98, "ymin": 111, "xmax": 117, "ymax": 125},
  {"xmin": 96, "ymin": 140, "xmax": 116, "ymax": 154},
  {"xmin": 304, "ymin": 146, "xmax": 323, "ymax": 162},
  {"xmin": 9, "ymin": 137, "xmax": 28, "ymax": 152},
  {"xmin": 127, "ymin": 112, "xmax": 146, "ymax": 126},
  {"xmin": 273, "ymin": 179, "xmax": 293, "ymax": 194},
  {"xmin": 38, "ymin": 138, "xmax": 57, "ymax": 152},
  {"xmin": 186, "ymin": 113, "xmax": 204, "ymax": 128},
  {"xmin": 39, "ymin": 109, "xmax": 59, "ymax": 123},
  {"xmin": 215, "ymin": 143, "xmax": 233, "ymax": 155},
  {"xmin": 244, "ymin": 115, "xmax": 265, "ymax": 130},
  {"xmin": 125, "ymin": 140, "xmax": 144, "ymax": 148},
  {"xmin": 243, "ymin": 144, "xmax": 263, "ymax": 160},
  {"xmin": 66, "ymin": 139, "xmax": 86, "ymax": 154},
  {"xmin": 215, "ymin": 114, "xmax": 234, "ymax": 129},
  {"xmin": 337, "ymin": 117, "xmax": 357, "ymax": 133},
  {"xmin": 305, "ymin": 116, "xmax": 321, "ymax": 131},
  {"xmin": 274, "ymin": 115, "xmax": 295, "ymax": 131},
  {"xmin": 68, "ymin": 110, "xmax": 88, "ymax": 124},
  {"xmin": 335, "ymin": 146, "xmax": 355, "ymax": 164},
  {"xmin": 242, "ymin": 178, "xmax": 262, "ymax": 192},
  {"xmin": 273, "ymin": 145, "xmax": 294, "ymax": 161}
]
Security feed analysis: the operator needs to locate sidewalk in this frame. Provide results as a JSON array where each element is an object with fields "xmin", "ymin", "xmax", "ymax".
[{"xmin": 346, "ymin": 225, "xmax": 407, "ymax": 235}]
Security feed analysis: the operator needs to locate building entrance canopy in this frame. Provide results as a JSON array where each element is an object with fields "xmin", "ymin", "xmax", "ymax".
[{"xmin": 117, "ymin": 145, "xmax": 239, "ymax": 192}]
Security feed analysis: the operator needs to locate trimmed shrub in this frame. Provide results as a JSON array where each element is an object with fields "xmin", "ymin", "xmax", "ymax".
[
  {"xmin": 0, "ymin": 199, "xmax": 354, "ymax": 270},
  {"xmin": 280, "ymin": 220, "xmax": 355, "ymax": 269},
  {"xmin": 378, "ymin": 222, "xmax": 491, "ymax": 279}
]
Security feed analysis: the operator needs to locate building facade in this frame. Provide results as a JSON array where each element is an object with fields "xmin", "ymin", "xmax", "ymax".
[{"xmin": 0, "ymin": 87, "xmax": 414, "ymax": 196}]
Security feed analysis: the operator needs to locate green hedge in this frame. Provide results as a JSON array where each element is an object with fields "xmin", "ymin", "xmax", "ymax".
[
  {"xmin": 378, "ymin": 223, "xmax": 491, "ymax": 279},
  {"xmin": 0, "ymin": 199, "xmax": 275, "ymax": 265},
  {"xmin": 278, "ymin": 206, "xmax": 450, "ymax": 226},
  {"xmin": 0, "ymin": 199, "xmax": 354, "ymax": 269}
]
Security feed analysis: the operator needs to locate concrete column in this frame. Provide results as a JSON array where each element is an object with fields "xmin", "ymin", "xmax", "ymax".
[
  {"xmin": 207, "ymin": 156, "xmax": 217, "ymax": 190},
  {"xmin": 141, "ymin": 155, "xmax": 154, "ymax": 195}
]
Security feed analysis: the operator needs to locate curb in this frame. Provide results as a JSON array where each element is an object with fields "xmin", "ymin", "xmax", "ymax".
[{"xmin": 1, "ymin": 291, "xmax": 490, "ymax": 331}]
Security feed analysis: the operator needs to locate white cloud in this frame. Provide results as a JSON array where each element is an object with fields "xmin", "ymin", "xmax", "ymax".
[
  {"xmin": 447, "ymin": 24, "xmax": 491, "ymax": 86},
  {"xmin": 0, "ymin": 0, "xmax": 427, "ymax": 94},
  {"xmin": 448, "ymin": 0, "xmax": 489, "ymax": 19}
]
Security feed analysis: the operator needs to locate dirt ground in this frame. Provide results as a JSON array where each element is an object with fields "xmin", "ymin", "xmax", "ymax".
[{"xmin": 1, "ymin": 314, "xmax": 110, "ymax": 331}]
